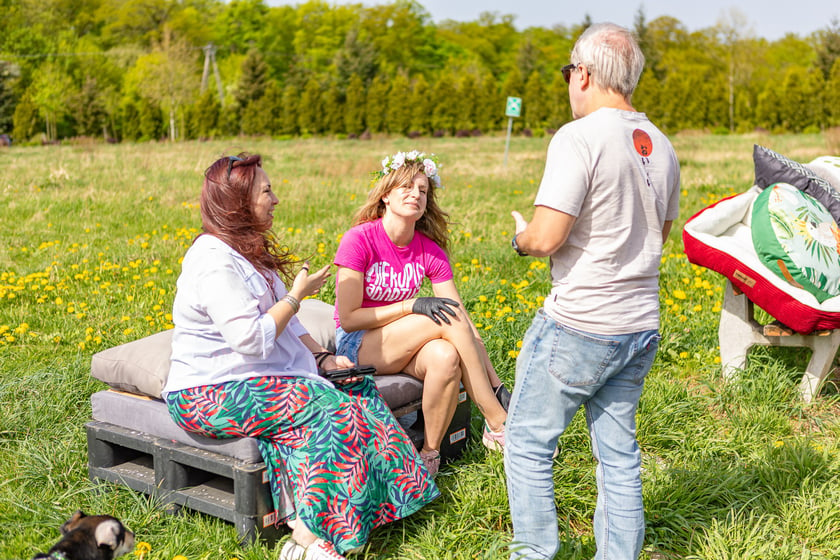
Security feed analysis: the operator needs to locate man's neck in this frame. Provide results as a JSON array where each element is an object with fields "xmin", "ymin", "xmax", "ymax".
[{"xmin": 579, "ymin": 90, "xmax": 635, "ymax": 117}]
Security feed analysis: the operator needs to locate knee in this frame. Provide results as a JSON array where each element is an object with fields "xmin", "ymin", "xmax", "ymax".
[{"xmin": 424, "ymin": 341, "xmax": 461, "ymax": 382}]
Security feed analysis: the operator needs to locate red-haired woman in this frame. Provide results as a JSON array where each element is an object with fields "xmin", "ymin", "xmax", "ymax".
[
  {"xmin": 334, "ymin": 151, "xmax": 510, "ymax": 477},
  {"xmin": 162, "ymin": 154, "xmax": 438, "ymax": 560}
]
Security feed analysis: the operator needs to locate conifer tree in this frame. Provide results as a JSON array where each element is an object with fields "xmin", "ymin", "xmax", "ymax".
[
  {"xmin": 280, "ymin": 83, "xmax": 300, "ymax": 136},
  {"xmin": 190, "ymin": 89, "xmax": 221, "ymax": 139},
  {"xmin": 546, "ymin": 71, "xmax": 572, "ymax": 129},
  {"xmin": 387, "ymin": 73, "xmax": 411, "ymax": 135},
  {"xmin": 242, "ymin": 80, "xmax": 284, "ymax": 136},
  {"xmin": 755, "ymin": 81, "xmax": 783, "ymax": 132},
  {"xmin": 320, "ymin": 81, "xmax": 345, "ymax": 134},
  {"xmin": 408, "ymin": 74, "xmax": 431, "ymax": 134},
  {"xmin": 365, "ymin": 75, "xmax": 388, "ymax": 133},
  {"xmin": 429, "ymin": 71, "xmax": 457, "ymax": 135},
  {"xmin": 12, "ymin": 91, "xmax": 39, "ymax": 143},
  {"xmin": 475, "ymin": 73, "xmax": 502, "ymax": 133},
  {"xmin": 344, "ymin": 73, "xmax": 366, "ymax": 135},
  {"xmin": 298, "ymin": 77, "xmax": 322, "ymax": 135},
  {"xmin": 816, "ymin": 18, "xmax": 840, "ymax": 80},
  {"xmin": 236, "ymin": 49, "xmax": 269, "ymax": 109},
  {"xmin": 453, "ymin": 72, "xmax": 478, "ymax": 132},
  {"xmin": 523, "ymin": 71, "xmax": 547, "ymax": 131},
  {"xmin": 0, "ymin": 61, "xmax": 15, "ymax": 134}
]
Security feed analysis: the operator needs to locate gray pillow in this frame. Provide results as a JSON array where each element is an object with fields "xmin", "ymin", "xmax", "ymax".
[
  {"xmin": 754, "ymin": 144, "xmax": 840, "ymax": 222},
  {"xmin": 90, "ymin": 298, "xmax": 337, "ymax": 398}
]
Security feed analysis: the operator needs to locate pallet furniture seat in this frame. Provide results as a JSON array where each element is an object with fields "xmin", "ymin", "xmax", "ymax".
[
  {"xmin": 719, "ymin": 280, "xmax": 840, "ymax": 403},
  {"xmin": 86, "ymin": 299, "xmax": 471, "ymax": 544},
  {"xmin": 683, "ymin": 184, "xmax": 840, "ymax": 403}
]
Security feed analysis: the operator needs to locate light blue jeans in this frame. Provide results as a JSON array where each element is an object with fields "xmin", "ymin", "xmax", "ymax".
[{"xmin": 504, "ymin": 309, "xmax": 660, "ymax": 560}]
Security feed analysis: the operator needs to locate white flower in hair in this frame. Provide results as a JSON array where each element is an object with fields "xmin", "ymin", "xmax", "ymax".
[
  {"xmin": 390, "ymin": 152, "xmax": 406, "ymax": 170},
  {"xmin": 372, "ymin": 150, "xmax": 444, "ymax": 188}
]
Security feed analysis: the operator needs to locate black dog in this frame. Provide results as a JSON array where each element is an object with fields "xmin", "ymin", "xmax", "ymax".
[{"xmin": 33, "ymin": 511, "xmax": 135, "ymax": 560}]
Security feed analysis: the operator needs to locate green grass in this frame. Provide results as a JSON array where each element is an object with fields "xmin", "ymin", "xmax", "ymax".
[{"xmin": 1, "ymin": 133, "xmax": 839, "ymax": 559}]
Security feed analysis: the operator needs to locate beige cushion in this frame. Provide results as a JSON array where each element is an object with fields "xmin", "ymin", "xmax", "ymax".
[
  {"xmin": 91, "ymin": 330, "xmax": 172, "ymax": 398},
  {"xmin": 90, "ymin": 298, "xmax": 337, "ymax": 399}
]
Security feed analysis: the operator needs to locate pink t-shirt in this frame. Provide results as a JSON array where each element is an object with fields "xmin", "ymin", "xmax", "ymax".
[{"xmin": 333, "ymin": 219, "xmax": 453, "ymax": 327}]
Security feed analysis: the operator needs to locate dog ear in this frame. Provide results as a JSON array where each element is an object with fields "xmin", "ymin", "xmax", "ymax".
[
  {"xmin": 94, "ymin": 519, "xmax": 123, "ymax": 550},
  {"xmin": 60, "ymin": 510, "xmax": 87, "ymax": 535}
]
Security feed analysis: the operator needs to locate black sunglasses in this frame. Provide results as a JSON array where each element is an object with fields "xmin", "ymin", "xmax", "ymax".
[
  {"xmin": 561, "ymin": 63, "xmax": 578, "ymax": 84},
  {"xmin": 226, "ymin": 155, "xmax": 244, "ymax": 180}
]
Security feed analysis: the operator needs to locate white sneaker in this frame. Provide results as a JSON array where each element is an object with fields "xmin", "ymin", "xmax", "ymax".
[
  {"xmin": 279, "ymin": 539, "xmax": 305, "ymax": 560},
  {"xmin": 303, "ymin": 538, "xmax": 346, "ymax": 560}
]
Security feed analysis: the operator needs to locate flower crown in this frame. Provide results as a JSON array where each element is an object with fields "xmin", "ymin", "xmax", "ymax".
[{"xmin": 372, "ymin": 150, "xmax": 443, "ymax": 189}]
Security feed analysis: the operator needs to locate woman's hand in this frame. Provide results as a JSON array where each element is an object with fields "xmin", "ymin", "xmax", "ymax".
[
  {"xmin": 291, "ymin": 262, "xmax": 331, "ymax": 299},
  {"xmin": 412, "ymin": 296, "xmax": 459, "ymax": 325},
  {"xmin": 323, "ymin": 354, "xmax": 363, "ymax": 385}
]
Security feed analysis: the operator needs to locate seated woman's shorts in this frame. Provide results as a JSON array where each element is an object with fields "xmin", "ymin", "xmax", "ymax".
[{"xmin": 335, "ymin": 326, "xmax": 366, "ymax": 363}]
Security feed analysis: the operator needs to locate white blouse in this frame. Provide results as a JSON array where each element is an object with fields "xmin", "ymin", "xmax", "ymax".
[{"xmin": 163, "ymin": 234, "xmax": 330, "ymax": 395}]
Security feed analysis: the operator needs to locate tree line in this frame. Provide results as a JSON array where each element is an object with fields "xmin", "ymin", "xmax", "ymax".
[{"xmin": 1, "ymin": 0, "xmax": 839, "ymax": 144}]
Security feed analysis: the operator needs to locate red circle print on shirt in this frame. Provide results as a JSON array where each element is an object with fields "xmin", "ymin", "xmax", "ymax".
[{"xmin": 633, "ymin": 129, "xmax": 653, "ymax": 157}]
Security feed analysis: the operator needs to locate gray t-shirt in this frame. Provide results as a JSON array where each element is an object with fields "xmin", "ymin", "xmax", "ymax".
[{"xmin": 535, "ymin": 108, "xmax": 680, "ymax": 335}]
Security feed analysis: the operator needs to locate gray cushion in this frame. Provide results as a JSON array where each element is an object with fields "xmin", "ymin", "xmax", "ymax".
[
  {"xmin": 91, "ymin": 390, "xmax": 264, "ymax": 462},
  {"xmin": 90, "ymin": 298, "xmax": 338, "ymax": 399}
]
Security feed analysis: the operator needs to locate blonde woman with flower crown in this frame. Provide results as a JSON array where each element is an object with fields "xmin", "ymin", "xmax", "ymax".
[{"xmin": 333, "ymin": 151, "xmax": 510, "ymax": 476}]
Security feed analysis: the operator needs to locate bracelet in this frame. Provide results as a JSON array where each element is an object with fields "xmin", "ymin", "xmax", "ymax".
[
  {"xmin": 282, "ymin": 294, "xmax": 300, "ymax": 313},
  {"xmin": 313, "ymin": 351, "xmax": 333, "ymax": 368}
]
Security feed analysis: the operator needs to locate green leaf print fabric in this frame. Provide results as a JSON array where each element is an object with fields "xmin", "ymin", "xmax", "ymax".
[
  {"xmin": 165, "ymin": 375, "xmax": 439, "ymax": 554},
  {"xmin": 752, "ymin": 182, "xmax": 840, "ymax": 302}
]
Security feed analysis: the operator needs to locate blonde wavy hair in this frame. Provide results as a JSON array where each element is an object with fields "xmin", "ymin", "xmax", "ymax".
[{"xmin": 353, "ymin": 160, "xmax": 451, "ymax": 252}]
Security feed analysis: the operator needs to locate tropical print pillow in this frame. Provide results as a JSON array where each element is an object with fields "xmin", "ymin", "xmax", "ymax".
[{"xmin": 752, "ymin": 182, "xmax": 840, "ymax": 302}]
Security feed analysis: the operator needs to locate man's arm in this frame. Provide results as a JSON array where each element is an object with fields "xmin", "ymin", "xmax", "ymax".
[{"xmin": 511, "ymin": 205, "xmax": 576, "ymax": 258}]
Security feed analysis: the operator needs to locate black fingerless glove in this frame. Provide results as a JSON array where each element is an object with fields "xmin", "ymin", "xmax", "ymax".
[{"xmin": 412, "ymin": 297, "xmax": 459, "ymax": 325}]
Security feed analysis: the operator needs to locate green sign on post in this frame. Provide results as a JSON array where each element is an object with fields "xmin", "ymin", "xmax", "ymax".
[
  {"xmin": 505, "ymin": 96, "xmax": 522, "ymax": 117},
  {"xmin": 504, "ymin": 97, "xmax": 522, "ymax": 165}
]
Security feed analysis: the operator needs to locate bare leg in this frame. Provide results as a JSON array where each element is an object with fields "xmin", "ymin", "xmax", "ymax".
[
  {"xmin": 477, "ymin": 338, "xmax": 503, "ymax": 387},
  {"xmin": 403, "ymin": 339, "xmax": 461, "ymax": 451},
  {"xmin": 358, "ymin": 307, "xmax": 506, "ymax": 431},
  {"xmin": 292, "ymin": 521, "xmax": 318, "ymax": 547}
]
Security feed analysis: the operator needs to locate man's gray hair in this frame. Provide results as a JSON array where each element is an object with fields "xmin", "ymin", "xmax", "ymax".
[{"xmin": 570, "ymin": 23, "xmax": 645, "ymax": 99}]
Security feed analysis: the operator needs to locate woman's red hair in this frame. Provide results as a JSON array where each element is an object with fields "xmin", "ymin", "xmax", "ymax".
[{"xmin": 200, "ymin": 153, "xmax": 294, "ymax": 283}]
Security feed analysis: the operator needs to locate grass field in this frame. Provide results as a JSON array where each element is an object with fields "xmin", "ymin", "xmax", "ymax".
[{"xmin": 2, "ymin": 133, "xmax": 839, "ymax": 560}]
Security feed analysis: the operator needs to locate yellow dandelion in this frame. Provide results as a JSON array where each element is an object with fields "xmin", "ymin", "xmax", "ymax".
[
  {"xmin": 673, "ymin": 290, "xmax": 686, "ymax": 300},
  {"xmin": 679, "ymin": 351, "xmax": 688, "ymax": 359},
  {"xmin": 774, "ymin": 440, "xmax": 784, "ymax": 448},
  {"xmin": 134, "ymin": 542, "xmax": 152, "ymax": 558}
]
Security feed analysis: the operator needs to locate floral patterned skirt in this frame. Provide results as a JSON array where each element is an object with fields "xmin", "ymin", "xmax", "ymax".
[{"xmin": 165, "ymin": 375, "xmax": 439, "ymax": 553}]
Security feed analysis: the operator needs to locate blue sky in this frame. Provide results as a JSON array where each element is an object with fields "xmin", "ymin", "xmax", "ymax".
[{"xmin": 266, "ymin": 0, "xmax": 837, "ymax": 40}]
